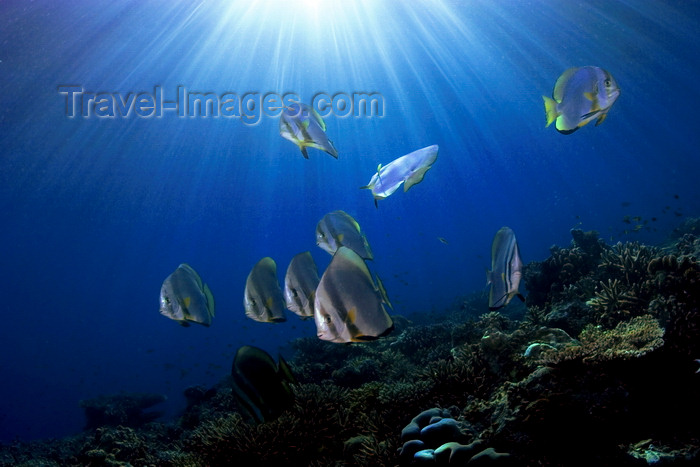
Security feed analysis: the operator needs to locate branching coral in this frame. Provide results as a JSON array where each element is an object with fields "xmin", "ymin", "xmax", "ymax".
[
  {"xmin": 187, "ymin": 382, "xmax": 355, "ymax": 465},
  {"xmin": 670, "ymin": 233, "xmax": 700, "ymax": 257},
  {"xmin": 475, "ymin": 311, "xmax": 513, "ymax": 334},
  {"xmin": 389, "ymin": 323, "xmax": 456, "ymax": 366},
  {"xmin": 586, "ymin": 278, "xmax": 640, "ymax": 325},
  {"xmin": 523, "ymin": 306, "xmax": 547, "ymax": 327},
  {"xmin": 599, "ymin": 241, "xmax": 659, "ymax": 288}
]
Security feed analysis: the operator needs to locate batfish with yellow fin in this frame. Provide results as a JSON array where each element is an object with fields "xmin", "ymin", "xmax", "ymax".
[
  {"xmin": 314, "ymin": 246, "xmax": 393, "ymax": 343},
  {"xmin": 159, "ymin": 263, "xmax": 215, "ymax": 326},
  {"xmin": 279, "ymin": 103, "xmax": 339, "ymax": 159}
]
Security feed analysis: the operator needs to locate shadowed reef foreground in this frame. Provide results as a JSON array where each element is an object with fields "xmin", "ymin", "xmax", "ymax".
[{"xmin": 2, "ymin": 222, "xmax": 699, "ymax": 466}]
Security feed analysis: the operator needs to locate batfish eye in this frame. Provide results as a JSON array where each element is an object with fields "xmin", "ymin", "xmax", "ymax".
[
  {"xmin": 292, "ymin": 288, "xmax": 299, "ymax": 297},
  {"xmin": 324, "ymin": 314, "xmax": 332, "ymax": 324},
  {"xmin": 604, "ymin": 79, "xmax": 611, "ymax": 87}
]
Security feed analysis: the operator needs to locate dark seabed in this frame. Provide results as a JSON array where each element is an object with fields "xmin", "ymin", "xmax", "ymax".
[{"xmin": 1, "ymin": 0, "xmax": 699, "ymax": 465}]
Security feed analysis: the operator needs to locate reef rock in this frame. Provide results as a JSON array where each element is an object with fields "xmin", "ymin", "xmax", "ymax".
[{"xmin": 79, "ymin": 392, "xmax": 166, "ymax": 430}]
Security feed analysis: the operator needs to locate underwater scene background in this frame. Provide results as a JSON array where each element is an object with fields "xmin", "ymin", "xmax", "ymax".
[{"xmin": 1, "ymin": 0, "xmax": 699, "ymax": 465}]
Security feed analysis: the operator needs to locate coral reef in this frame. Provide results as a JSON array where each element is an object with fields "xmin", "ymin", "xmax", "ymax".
[
  {"xmin": 2, "ymin": 224, "xmax": 699, "ymax": 466},
  {"xmin": 78, "ymin": 392, "xmax": 166, "ymax": 430}
]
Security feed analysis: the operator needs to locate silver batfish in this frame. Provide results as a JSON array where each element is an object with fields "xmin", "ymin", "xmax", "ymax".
[
  {"xmin": 314, "ymin": 246, "xmax": 393, "ymax": 343},
  {"xmin": 244, "ymin": 257, "xmax": 287, "ymax": 323},
  {"xmin": 160, "ymin": 263, "xmax": 215, "ymax": 326},
  {"xmin": 487, "ymin": 227, "xmax": 524, "ymax": 310},
  {"xmin": 315, "ymin": 210, "xmax": 373, "ymax": 260},
  {"xmin": 279, "ymin": 103, "xmax": 339, "ymax": 159},
  {"xmin": 361, "ymin": 144, "xmax": 438, "ymax": 206},
  {"xmin": 543, "ymin": 66, "xmax": 620, "ymax": 134},
  {"xmin": 283, "ymin": 251, "xmax": 320, "ymax": 320}
]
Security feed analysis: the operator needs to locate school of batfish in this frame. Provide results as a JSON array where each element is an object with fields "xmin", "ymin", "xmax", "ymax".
[{"xmin": 158, "ymin": 67, "xmax": 616, "ymax": 419}]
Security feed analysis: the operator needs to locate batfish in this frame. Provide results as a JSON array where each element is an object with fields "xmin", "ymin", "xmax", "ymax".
[
  {"xmin": 279, "ymin": 102, "xmax": 339, "ymax": 159},
  {"xmin": 283, "ymin": 251, "xmax": 320, "ymax": 320},
  {"xmin": 314, "ymin": 246, "xmax": 393, "ymax": 343},
  {"xmin": 543, "ymin": 66, "xmax": 620, "ymax": 134},
  {"xmin": 315, "ymin": 210, "xmax": 373, "ymax": 260},
  {"xmin": 231, "ymin": 345, "xmax": 296, "ymax": 423},
  {"xmin": 487, "ymin": 227, "xmax": 525, "ymax": 310},
  {"xmin": 244, "ymin": 257, "xmax": 287, "ymax": 323},
  {"xmin": 361, "ymin": 144, "xmax": 438, "ymax": 206},
  {"xmin": 159, "ymin": 263, "xmax": 215, "ymax": 327}
]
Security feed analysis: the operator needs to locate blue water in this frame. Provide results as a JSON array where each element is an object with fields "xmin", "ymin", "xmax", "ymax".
[{"xmin": 1, "ymin": 0, "xmax": 698, "ymax": 442}]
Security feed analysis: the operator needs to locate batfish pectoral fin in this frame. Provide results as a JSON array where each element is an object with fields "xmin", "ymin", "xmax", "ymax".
[
  {"xmin": 595, "ymin": 112, "xmax": 609, "ymax": 126},
  {"xmin": 300, "ymin": 146, "xmax": 309, "ymax": 159},
  {"xmin": 580, "ymin": 110, "xmax": 599, "ymax": 120},
  {"xmin": 375, "ymin": 274, "xmax": 393, "ymax": 310}
]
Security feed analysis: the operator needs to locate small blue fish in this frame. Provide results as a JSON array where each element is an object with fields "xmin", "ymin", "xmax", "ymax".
[
  {"xmin": 279, "ymin": 103, "xmax": 339, "ymax": 159},
  {"xmin": 361, "ymin": 145, "xmax": 438, "ymax": 206},
  {"xmin": 543, "ymin": 66, "xmax": 620, "ymax": 134},
  {"xmin": 487, "ymin": 227, "xmax": 524, "ymax": 310}
]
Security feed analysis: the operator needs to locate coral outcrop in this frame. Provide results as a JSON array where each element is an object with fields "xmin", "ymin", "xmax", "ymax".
[
  {"xmin": 397, "ymin": 407, "xmax": 510, "ymax": 465},
  {"xmin": 2, "ymin": 223, "xmax": 699, "ymax": 465}
]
